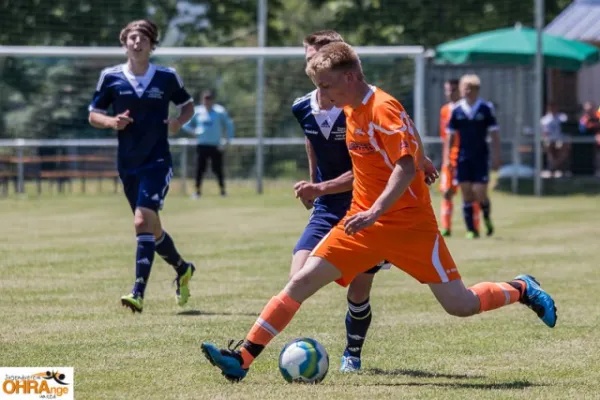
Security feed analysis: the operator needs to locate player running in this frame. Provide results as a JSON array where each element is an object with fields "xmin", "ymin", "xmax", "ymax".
[
  {"xmin": 88, "ymin": 19, "xmax": 196, "ymax": 313},
  {"xmin": 200, "ymin": 42, "xmax": 556, "ymax": 382},
  {"xmin": 446, "ymin": 75, "xmax": 500, "ymax": 239},
  {"xmin": 439, "ymin": 79, "xmax": 479, "ymax": 237}
]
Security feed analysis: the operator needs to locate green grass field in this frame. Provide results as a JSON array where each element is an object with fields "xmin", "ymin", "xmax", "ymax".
[{"xmin": 1, "ymin": 182, "xmax": 599, "ymax": 399}]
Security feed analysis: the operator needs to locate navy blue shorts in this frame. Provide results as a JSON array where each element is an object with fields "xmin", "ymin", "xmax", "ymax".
[
  {"xmin": 120, "ymin": 165, "xmax": 173, "ymax": 213},
  {"xmin": 294, "ymin": 209, "xmax": 383, "ymax": 274},
  {"xmin": 456, "ymin": 158, "xmax": 489, "ymax": 184}
]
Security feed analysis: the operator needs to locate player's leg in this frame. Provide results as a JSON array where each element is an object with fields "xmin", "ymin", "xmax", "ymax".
[
  {"xmin": 201, "ymin": 256, "xmax": 342, "ymax": 381},
  {"xmin": 429, "ymin": 277, "xmax": 557, "ymax": 327},
  {"xmin": 144, "ymin": 166, "xmax": 196, "ymax": 306},
  {"xmin": 194, "ymin": 145, "xmax": 208, "ymax": 198},
  {"xmin": 457, "ymin": 160, "xmax": 478, "ymax": 238},
  {"xmin": 459, "ymin": 182, "xmax": 478, "ymax": 238},
  {"xmin": 341, "ymin": 267, "xmax": 378, "ymax": 372},
  {"xmin": 119, "ymin": 173, "xmax": 152, "ymax": 312},
  {"xmin": 211, "ymin": 146, "xmax": 226, "ymax": 196},
  {"xmin": 201, "ymin": 225, "xmax": 382, "ymax": 381},
  {"xmin": 439, "ymin": 165, "xmax": 456, "ymax": 237},
  {"xmin": 120, "ymin": 205, "xmax": 158, "ymax": 313},
  {"xmin": 473, "ymin": 182, "xmax": 493, "ymax": 236},
  {"xmin": 384, "ymin": 224, "xmax": 557, "ymax": 328}
]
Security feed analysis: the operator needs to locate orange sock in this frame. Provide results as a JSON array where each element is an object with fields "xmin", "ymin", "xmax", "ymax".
[
  {"xmin": 469, "ymin": 282, "xmax": 521, "ymax": 312},
  {"xmin": 441, "ymin": 199, "xmax": 453, "ymax": 230},
  {"xmin": 472, "ymin": 202, "xmax": 481, "ymax": 231},
  {"xmin": 239, "ymin": 291, "xmax": 301, "ymax": 368}
]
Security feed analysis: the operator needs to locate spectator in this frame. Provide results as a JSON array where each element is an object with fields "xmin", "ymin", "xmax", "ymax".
[
  {"xmin": 183, "ymin": 89, "xmax": 235, "ymax": 198},
  {"xmin": 541, "ymin": 102, "xmax": 569, "ymax": 178},
  {"xmin": 578, "ymin": 101, "xmax": 600, "ymax": 177}
]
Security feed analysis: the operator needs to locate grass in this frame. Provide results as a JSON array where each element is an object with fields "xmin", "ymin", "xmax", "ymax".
[{"xmin": 1, "ymin": 181, "xmax": 599, "ymax": 399}]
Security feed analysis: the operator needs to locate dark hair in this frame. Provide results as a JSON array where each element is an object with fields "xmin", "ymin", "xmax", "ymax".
[
  {"xmin": 120, "ymin": 20, "xmax": 159, "ymax": 48},
  {"xmin": 445, "ymin": 79, "xmax": 459, "ymax": 86},
  {"xmin": 201, "ymin": 89, "xmax": 215, "ymax": 99},
  {"xmin": 303, "ymin": 30, "xmax": 345, "ymax": 48}
]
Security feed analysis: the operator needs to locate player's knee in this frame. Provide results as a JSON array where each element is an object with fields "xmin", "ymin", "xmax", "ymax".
[
  {"xmin": 347, "ymin": 279, "xmax": 373, "ymax": 303},
  {"xmin": 134, "ymin": 208, "xmax": 156, "ymax": 232},
  {"xmin": 440, "ymin": 301, "xmax": 478, "ymax": 317}
]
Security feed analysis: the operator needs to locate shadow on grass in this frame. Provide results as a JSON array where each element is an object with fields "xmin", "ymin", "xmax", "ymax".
[
  {"xmin": 365, "ymin": 368, "xmax": 483, "ymax": 380},
  {"xmin": 177, "ymin": 309, "xmax": 260, "ymax": 317},
  {"xmin": 359, "ymin": 380, "xmax": 537, "ymax": 389}
]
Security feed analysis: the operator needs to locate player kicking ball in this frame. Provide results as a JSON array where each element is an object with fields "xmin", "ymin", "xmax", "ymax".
[
  {"xmin": 201, "ymin": 42, "xmax": 557, "ymax": 382},
  {"xmin": 88, "ymin": 20, "xmax": 196, "ymax": 313},
  {"xmin": 446, "ymin": 75, "xmax": 500, "ymax": 239},
  {"xmin": 290, "ymin": 30, "xmax": 437, "ymax": 373}
]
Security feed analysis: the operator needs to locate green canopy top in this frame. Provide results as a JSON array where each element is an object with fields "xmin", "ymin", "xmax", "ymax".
[{"xmin": 435, "ymin": 25, "xmax": 600, "ymax": 71}]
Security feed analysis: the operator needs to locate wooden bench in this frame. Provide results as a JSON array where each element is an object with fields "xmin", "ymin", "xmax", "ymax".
[{"xmin": 0, "ymin": 153, "xmax": 119, "ymax": 195}]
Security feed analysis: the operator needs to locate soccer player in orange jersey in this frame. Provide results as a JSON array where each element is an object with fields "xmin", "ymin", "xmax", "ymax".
[
  {"xmin": 200, "ymin": 42, "xmax": 557, "ymax": 382},
  {"xmin": 439, "ymin": 79, "xmax": 480, "ymax": 237}
]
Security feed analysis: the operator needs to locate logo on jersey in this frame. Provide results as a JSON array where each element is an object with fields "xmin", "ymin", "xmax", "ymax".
[
  {"xmin": 354, "ymin": 128, "xmax": 365, "ymax": 136},
  {"xmin": 119, "ymin": 90, "xmax": 134, "ymax": 95},
  {"xmin": 348, "ymin": 141, "xmax": 375, "ymax": 154},
  {"xmin": 304, "ymin": 129, "xmax": 318, "ymax": 135},
  {"xmin": 147, "ymin": 87, "xmax": 164, "ymax": 99},
  {"xmin": 320, "ymin": 120, "xmax": 330, "ymax": 128}
]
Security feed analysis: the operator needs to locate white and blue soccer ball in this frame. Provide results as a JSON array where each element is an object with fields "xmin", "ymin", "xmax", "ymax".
[{"xmin": 278, "ymin": 337, "xmax": 329, "ymax": 384}]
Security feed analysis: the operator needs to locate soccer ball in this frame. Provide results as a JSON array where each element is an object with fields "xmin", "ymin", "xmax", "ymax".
[{"xmin": 278, "ymin": 337, "xmax": 329, "ymax": 384}]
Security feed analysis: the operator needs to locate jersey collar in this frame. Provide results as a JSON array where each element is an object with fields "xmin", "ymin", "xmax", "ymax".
[
  {"xmin": 459, "ymin": 98, "xmax": 483, "ymax": 120},
  {"xmin": 122, "ymin": 63, "xmax": 157, "ymax": 98}
]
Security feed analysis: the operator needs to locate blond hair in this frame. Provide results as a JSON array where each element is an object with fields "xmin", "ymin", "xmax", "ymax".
[
  {"xmin": 305, "ymin": 42, "xmax": 363, "ymax": 80},
  {"xmin": 120, "ymin": 19, "xmax": 159, "ymax": 49},
  {"xmin": 460, "ymin": 74, "xmax": 481, "ymax": 89}
]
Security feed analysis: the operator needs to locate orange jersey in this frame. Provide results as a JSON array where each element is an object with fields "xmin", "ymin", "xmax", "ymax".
[
  {"xmin": 343, "ymin": 87, "xmax": 431, "ymax": 215},
  {"xmin": 440, "ymin": 102, "xmax": 460, "ymax": 164}
]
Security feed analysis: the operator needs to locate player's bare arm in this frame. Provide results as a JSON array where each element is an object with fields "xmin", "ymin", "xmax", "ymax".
[
  {"xmin": 89, "ymin": 109, "xmax": 133, "ymax": 131},
  {"xmin": 344, "ymin": 155, "xmax": 416, "ymax": 235},
  {"xmin": 294, "ymin": 170, "xmax": 353, "ymax": 203},
  {"xmin": 165, "ymin": 101, "xmax": 195, "ymax": 135}
]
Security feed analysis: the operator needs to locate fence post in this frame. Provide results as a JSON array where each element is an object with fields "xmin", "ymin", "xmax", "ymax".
[
  {"xmin": 180, "ymin": 141, "xmax": 188, "ymax": 195},
  {"xmin": 16, "ymin": 141, "xmax": 24, "ymax": 194}
]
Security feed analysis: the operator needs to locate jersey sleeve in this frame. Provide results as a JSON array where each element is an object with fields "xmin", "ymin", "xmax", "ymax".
[
  {"xmin": 168, "ymin": 68, "xmax": 193, "ymax": 107},
  {"xmin": 88, "ymin": 70, "xmax": 114, "ymax": 114},
  {"xmin": 446, "ymin": 108, "xmax": 459, "ymax": 135},
  {"xmin": 486, "ymin": 103, "xmax": 499, "ymax": 132},
  {"xmin": 372, "ymin": 100, "xmax": 417, "ymax": 165}
]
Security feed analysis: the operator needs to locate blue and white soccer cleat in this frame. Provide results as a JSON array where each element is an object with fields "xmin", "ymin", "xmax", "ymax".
[
  {"xmin": 201, "ymin": 341, "xmax": 248, "ymax": 382},
  {"xmin": 515, "ymin": 274, "xmax": 557, "ymax": 328},
  {"xmin": 340, "ymin": 350, "xmax": 361, "ymax": 373}
]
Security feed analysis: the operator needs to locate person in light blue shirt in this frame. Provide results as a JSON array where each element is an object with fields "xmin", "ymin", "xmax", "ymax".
[{"xmin": 183, "ymin": 89, "xmax": 235, "ymax": 197}]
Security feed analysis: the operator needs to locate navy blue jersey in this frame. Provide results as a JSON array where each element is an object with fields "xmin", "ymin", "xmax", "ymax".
[
  {"xmin": 89, "ymin": 63, "xmax": 192, "ymax": 172},
  {"xmin": 292, "ymin": 90, "xmax": 352, "ymax": 214},
  {"xmin": 447, "ymin": 99, "xmax": 499, "ymax": 161}
]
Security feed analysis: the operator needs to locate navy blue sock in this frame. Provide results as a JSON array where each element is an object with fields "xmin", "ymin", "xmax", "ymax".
[
  {"xmin": 345, "ymin": 297, "xmax": 372, "ymax": 358},
  {"xmin": 155, "ymin": 231, "xmax": 186, "ymax": 275},
  {"xmin": 132, "ymin": 233, "xmax": 155, "ymax": 298},
  {"xmin": 480, "ymin": 199, "xmax": 491, "ymax": 222},
  {"xmin": 463, "ymin": 202, "xmax": 475, "ymax": 232}
]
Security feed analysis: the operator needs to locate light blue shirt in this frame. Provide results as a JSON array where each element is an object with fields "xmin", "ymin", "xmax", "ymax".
[{"xmin": 183, "ymin": 104, "xmax": 234, "ymax": 146}]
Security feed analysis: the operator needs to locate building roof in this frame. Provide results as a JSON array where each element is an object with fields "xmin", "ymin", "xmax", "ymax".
[{"xmin": 545, "ymin": 0, "xmax": 600, "ymax": 42}]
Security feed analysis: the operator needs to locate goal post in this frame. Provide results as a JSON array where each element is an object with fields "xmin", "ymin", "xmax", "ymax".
[{"xmin": 0, "ymin": 45, "xmax": 427, "ymax": 194}]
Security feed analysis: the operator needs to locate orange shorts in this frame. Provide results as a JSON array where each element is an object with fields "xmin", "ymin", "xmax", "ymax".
[
  {"xmin": 311, "ymin": 205, "xmax": 461, "ymax": 287},
  {"xmin": 439, "ymin": 164, "xmax": 458, "ymax": 194}
]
